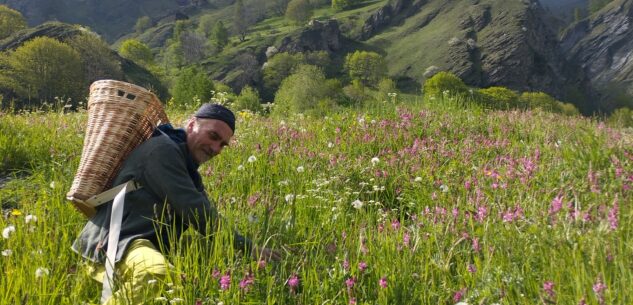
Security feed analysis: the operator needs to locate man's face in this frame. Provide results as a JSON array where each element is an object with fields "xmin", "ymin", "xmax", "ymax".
[{"xmin": 186, "ymin": 118, "xmax": 233, "ymax": 164}]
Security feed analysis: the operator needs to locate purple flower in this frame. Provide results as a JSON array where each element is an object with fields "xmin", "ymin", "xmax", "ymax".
[
  {"xmin": 550, "ymin": 194, "xmax": 563, "ymax": 214},
  {"xmin": 608, "ymin": 198, "xmax": 619, "ymax": 231},
  {"xmin": 453, "ymin": 288, "xmax": 466, "ymax": 302},
  {"xmin": 219, "ymin": 272, "xmax": 231, "ymax": 291},
  {"xmin": 345, "ymin": 277, "xmax": 356, "ymax": 290},
  {"xmin": 379, "ymin": 277, "xmax": 388, "ymax": 289},
  {"xmin": 391, "ymin": 219, "xmax": 400, "ymax": 230},
  {"xmin": 467, "ymin": 264, "xmax": 477, "ymax": 273},
  {"xmin": 287, "ymin": 273, "xmax": 300, "ymax": 294},
  {"xmin": 403, "ymin": 232, "xmax": 410, "ymax": 247},
  {"xmin": 543, "ymin": 281, "xmax": 555, "ymax": 298},
  {"xmin": 358, "ymin": 261, "xmax": 367, "ymax": 273},
  {"xmin": 349, "ymin": 297, "xmax": 356, "ymax": 305},
  {"xmin": 472, "ymin": 237, "xmax": 481, "ymax": 253},
  {"xmin": 343, "ymin": 259, "xmax": 350, "ymax": 271},
  {"xmin": 239, "ymin": 272, "xmax": 255, "ymax": 291}
]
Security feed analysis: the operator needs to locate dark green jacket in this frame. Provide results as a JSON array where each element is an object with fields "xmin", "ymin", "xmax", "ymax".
[{"xmin": 72, "ymin": 131, "xmax": 250, "ymax": 263}]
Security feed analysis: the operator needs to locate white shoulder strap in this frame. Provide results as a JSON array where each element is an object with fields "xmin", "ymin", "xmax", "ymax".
[{"xmin": 85, "ymin": 180, "xmax": 142, "ymax": 208}]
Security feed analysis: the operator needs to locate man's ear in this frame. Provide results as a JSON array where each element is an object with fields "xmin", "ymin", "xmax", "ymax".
[{"xmin": 186, "ymin": 118, "xmax": 196, "ymax": 133}]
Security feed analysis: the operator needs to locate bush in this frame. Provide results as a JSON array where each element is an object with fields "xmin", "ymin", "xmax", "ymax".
[
  {"xmin": 273, "ymin": 65, "xmax": 341, "ymax": 116},
  {"xmin": 607, "ymin": 107, "xmax": 633, "ymax": 127},
  {"xmin": 343, "ymin": 80, "xmax": 371, "ymax": 106},
  {"xmin": 119, "ymin": 39, "xmax": 153, "ymax": 67},
  {"xmin": 375, "ymin": 78, "xmax": 398, "ymax": 102},
  {"xmin": 423, "ymin": 71, "xmax": 469, "ymax": 98},
  {"xmin": 234, "ymin": 86, "xmax": 262, "ymax": 113},
  {"xmin": 0, "ymin": 5, "xmax": 26, "ymax": 40},
  {"xmin": 477, "ymin": 86, "xmax": 521, "ymax": 110},
  {"xmin": 170, "ymin": 67, "xmax": 214, "ymax": 108}
]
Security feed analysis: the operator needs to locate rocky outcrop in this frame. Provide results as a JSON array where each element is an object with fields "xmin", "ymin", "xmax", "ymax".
[
  {"xmin": 359, "ymin": 0, "xmax": 427, "ymax": 40},
  {"xmin": 277, "ymin": 19, "xmax": 342, "ymax": 53},
  {"xmin": 561, "ymin": 0, "xmax": 633, "ymax": 102}
]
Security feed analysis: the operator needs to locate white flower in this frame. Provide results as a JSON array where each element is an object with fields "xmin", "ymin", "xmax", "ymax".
[
  {"xmin": 440, "ymin": 184, "xmax": 449, "ymax": 193},
  {"xmin": 285, "ymin": 194, "xmax": 295, "ymax": 203},
  {"xmin": 414, "ymin": 177, "xmax": 423, "ymax": 182},
  {"xmin": 169, "ymin": 298, "xmax": 184, "ymax": 304},
  {"xmin": 371, "ymin": 157, "xmax": 380, "ymax": 166},
  {"xmin": 147, "ymin": 279, "xmax": 158, "ymax": 285},
  {"xmin": 35, "ymin": 267, "xmax": 50, "ymax": 278},
  {"xmin": 351, "ymin": 200, "xmax": 364, "ymax": 209},
  {"xmin": 49, "ymin": 181, "xmax": 56, "ymax": 189},
  {"xmin": 327, "ymin": 142, "xmax": 334, "ymax": 148},
  {"xmin": 296, "ymin": 166, "xmax": 305, "ymax": 173},
  {"xmin": 237, "ymin": 165, "xmax": 244, "ymax": 171},
  {"xmin": 358, "ymin": 118, "xmax": 365, "ymax": 124},
  {"xmin": 25, "ymin": 215, "xmax": 38, "ymax": 224},
  {"xmin": 1, "ymin": 249, "xmax": 12, "ymax": 256},
  {"xmin": 248, "ymin": 155, "xmax": 257, "ymax": 163},
  {"xmin": 154, "ymin": 297, "xmax": 168, "ymax": 302},
  {"xmin": 2, "ymin": 225, "xmax": 15, "ymax": 239}
]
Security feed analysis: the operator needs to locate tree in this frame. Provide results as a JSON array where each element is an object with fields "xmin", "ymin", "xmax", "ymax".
[
  {"xmin": 66, "ymin": 33, "xmax": 123, "ymax": 84},
  {"xmin": 135, "ymin": 16, "xmax": 152, "ymax": 34},
  {"xmin": 171, "ymin": 67, "xmax": 214, "ymax": 107},
  {"xmin": 423, "ymin": 71, "xmax": 468, "ymax": 98},
  {"xmin": 344, "ymin": 50, "xmax": 387, "ymax": 86},
  {"xmin": 331, "ymin": 0, "xmax": 361, "ymax": 10},
  {"xmin": 119, "ymin": 39, "xmax": 154, "ymax": 67},
  {"xmin": 274, "ymin": 64, "xmax": 341, "ymax": 116},
  {"xmin": 211, "ymin": 21, "xmax": 229, "ymax": 51},
  {"xmin": 233, "ymin": 0, "xmax": 249, "ymax": 41},
  {"xmin": 285, "ymin": 0, "xmax": 312, "ymax": 24},
  {"xmin": 4, "ymin": 37, "xmax": 84, "ymax": 105},
  {"xmin": 234, "ymin": 85, "xmax": 262, "ymax": 113},
  {"xmin": 0, "ymin": 5, "xmax": 27, "ymax": 40}
]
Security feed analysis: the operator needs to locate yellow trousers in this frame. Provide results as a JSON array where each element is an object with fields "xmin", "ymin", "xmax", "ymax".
[{"xmin": 87, "ymin": 239, "xmax": 172, "ymax": 305}]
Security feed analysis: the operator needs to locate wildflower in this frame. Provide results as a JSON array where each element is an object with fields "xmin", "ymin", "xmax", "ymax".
[
  {"xmin": 25, "ymin": 214, "xmax": 38, "ymax": 224},
  {"xmin": 287, "ymin": 274, "xmax": 300, "ymax": 292},
  {"xmin": 155, "ymin": 297, "xmax": 168, "ymax": 302},
  {"xmin": 371, "ymin": 157, "xmax": 380, "ymax": 166},
  {"xmin": 257, "ymin": 260, "xmax": 267, "ymax": 270},
  {"xmin": 219, "ymin": 272, "xmax": 231, "ymax": 291},
  {"xmin": 414, "ymin": 176, "xmax": 422, "ymax": 182},
  {"xmin": 35, "ymin": 267, "xmax": 50, "ymax": 278},
  {"xmin": 379, "ymin": 277, "xmax": 388, "ymax": 288},
  {"xmin": 549, "ymin": 194, "xmax": 563, "ymax": 214},
  {"xmin": 10, "ymin": 209, "xmax": 22, "ymax": 216},
  {"xmin": 2, "ymin": 225, "xmax": 16, "ymax": 239},
  {"xmin": 328, "ymin": 142, "xmax": 334, "ymax": 148},
  {"xmin": 453, "ymin": 288, "xmax": 466, "ymax": 302},
  {"xmin": 351, "ymin": 199, "xmax": 363, "ymax": 209},
  {"xmin": 543, "ymin": 281, "xmax": 555, "ymax": 298},
  {"xmin": 440, "ymin": 184, "xmax": 449, "ymax": 193},
  {"xmin": 169, "ymin": 298, "xmax": 184, "ymax": 304},
  {"xmin": 239, "ymin": 272, "xmax": 255, "ymax": 292},
  {"xmin": 472, "ymin": 238, "xmax": 480, "ymax": 252},
  {"xmin": 248, "ymin": 155, "xmax": 257, "ymax": 163},
  {"xmin": 467, "ymin": 264, "xmax": 476, "ymax": 273},
  {"xmin": 358, "ymin": 261, "xmax": 367, "ymax": 273},
  {"xmin": 296, "ymin": 166, "xmax": 305, "ymax": 173},
  {"xmin": 345, "ymin": 277, "xmax": 356, "ymax": 289},
  {"xmin": 403, "ymin": 232, "xmax": 410, "ymax": 247},
  {"xmin": 608, "ymin": 197, "xmax": 619, "ymax": 231},
  {"xmin": 237, "ymin": 165, "xmax": 244, "ymax": 171},
  {"xmin": 349, "ymin": 297, "xmax": 356, "ymax": 305},
  {"xmin": 343, "ymin": 259, "xmax": 350, "ymax": 271},
  {"xmin": 593, "ymin": 279, "xmax": 607, "ymax": 305},
  {"xmin": 49, "ymin": 181, "xmax": 56, "ymax": 189},
  {"xmin": 1, "ymin": 249, "xmax": 12, "ymax": 257}
]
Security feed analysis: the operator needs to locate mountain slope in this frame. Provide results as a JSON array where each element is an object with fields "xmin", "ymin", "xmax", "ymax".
[{"xmin": 561, "ymin": 0, "xmax": 633, "ymax": 110}]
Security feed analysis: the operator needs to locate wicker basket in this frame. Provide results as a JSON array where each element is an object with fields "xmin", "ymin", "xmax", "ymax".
[{"xmin": 67, "ymin": 80, "xmax": 169, "ymax": 218}]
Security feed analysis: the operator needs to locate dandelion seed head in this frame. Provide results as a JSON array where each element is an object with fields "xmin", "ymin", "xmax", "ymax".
[
  {"xmin": 1, "ymin": 249, "xmax": 12, "ymax": 257},
  {"xmin": 35, "ymin": 267, "xmax": 50, "ymax": 278},
  {"xmin": 25, "ymin": 215, "xmax": 38, "ymax": 224},
  {"xmin": 248, "ymin": 155, "xmax": 257, "ymax": 163},
  {"xmin": 2, "ymin": 225, "xmax": 16, "ymax": 239}
]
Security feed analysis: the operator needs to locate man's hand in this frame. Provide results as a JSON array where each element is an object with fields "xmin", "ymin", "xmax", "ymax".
[{"xmin": 251, "ymin": 245, "xmax": 282, "ymax": 262}]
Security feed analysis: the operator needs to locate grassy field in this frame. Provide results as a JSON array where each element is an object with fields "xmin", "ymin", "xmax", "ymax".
[{"xmin": 0, "ymin": 96, "xmax": 632, "ymax": 304}]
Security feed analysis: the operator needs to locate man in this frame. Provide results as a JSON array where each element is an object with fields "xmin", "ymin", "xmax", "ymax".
[{"xmin": 73, "ymin": 104, "xmax": 279, "ymax": 304}]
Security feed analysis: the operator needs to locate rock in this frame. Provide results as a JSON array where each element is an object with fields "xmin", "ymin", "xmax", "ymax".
[{"xmin": 277, "ymin": 19, "xmax": 342, "ymax": 53}]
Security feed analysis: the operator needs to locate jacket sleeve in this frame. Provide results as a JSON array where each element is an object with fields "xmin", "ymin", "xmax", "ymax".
[{"xmin": 142, "ymin": 143, "xmax": 252, "ymax": 253}]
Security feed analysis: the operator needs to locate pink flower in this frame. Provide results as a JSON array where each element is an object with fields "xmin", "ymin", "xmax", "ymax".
[
  {"xmin": 343, "ymin": 259, "xmax": 350, "ymax": 271},
  {"xmin": 608, "ymin": 198, "xmax": 619, "ymax": 231},
  {"xmin": 453, "ymin": 288, "xmax": 466, "ymax": 302},
  {"xmin": 287, "ymin": 274, "xmax": 300, "ymax": 293},
  {"xmin": 349, "ymin": 297, "xmax": 356, "ymax": 305},
  {"xmin": 472, "ymin": 237, "xmax": 481, "ymax": 253},
  {"xmin": 379, "ymin": 277, "xmax": 388, "ymax": 288},
  {"xmin": 345, "ymin": 277, "xmax": 356, "ymax": 290},
  {"xmin": 403, "ymin": 232, "xmax": 410, "ymax": 247},
  {"xmin": 212, "ymin": 268, "xmax": 221, "ymax": 279},
  {"xmin": 257, "ymin": 259, "xmax": 267, "ymax": 270},
  {"xmin": 543, "ymin": 281, "xmax": 555, "ymax": 298},
  {"xmin": 467, "ymin": 264, "xmax": 476, "ymax": 273},
  {"xmin": 358, "ymin": 261, "xmax": 367, "ymax": 273},
  {"xmin": 239, "ymin": 272, "xmax": 255, "ymax": 291},
  {"xmin": 550, "ymin": 194, "xmax": 563, "ymax": 214},
  {"xmin": 391, "ymin": 219, "xmax": 400, "ymax": 230},
  {"xmin": 219, "ymin": 272, "xmax": 231, "ymax": 291}
]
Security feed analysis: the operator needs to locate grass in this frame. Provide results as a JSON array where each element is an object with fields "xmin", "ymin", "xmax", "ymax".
[{"xmin": 0, "ymin": 95, "xmax": 632, "ymax": 304}]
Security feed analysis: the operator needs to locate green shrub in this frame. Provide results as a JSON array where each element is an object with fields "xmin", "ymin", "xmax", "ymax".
[
  {"xmin": 519, "ymin": 92, "xmax": 579, "ymax": 115},
  {"xmin": 234, "ymin": 86, "xmax": 262, "ymax": 113},
  {"xmin": 343, "ymin": 80, "xmax": 371, "ymax": 106},
  {"xmin": 608, "ymin": 107, "xmax": 633, "ymax": 127},
  {"xmin": 423, "ymin": 71, "xmax": 468, "ymax": 98},
  {"xmin": 273, "ymin": 65, "xmax": 341, "ymax": 116},
  {"xmin": 477, "ymin": 86, "xmax": 521, "ymax": 110},
  {"xmin": 170, "ymin": 67, "xmax": 214, "ymax": 108},
  {"xmin": 375, "ymin": 78, "xmax": 398, "ymax": 102}
]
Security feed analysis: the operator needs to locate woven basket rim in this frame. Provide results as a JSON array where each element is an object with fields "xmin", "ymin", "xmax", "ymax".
[{"xmin": 90, "ymin": 79, "xmax": 155, "ymax": 94}]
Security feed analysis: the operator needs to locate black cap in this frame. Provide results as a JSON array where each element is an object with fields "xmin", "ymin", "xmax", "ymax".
[{"xmin": 194, "ymin": 103, "xmax": 236, "ymax": 132}]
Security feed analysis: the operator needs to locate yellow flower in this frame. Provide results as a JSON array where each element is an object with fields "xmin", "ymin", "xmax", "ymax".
[{"xmin": 10, "ymin": 209, "xmax": 22, "ymax": 216}]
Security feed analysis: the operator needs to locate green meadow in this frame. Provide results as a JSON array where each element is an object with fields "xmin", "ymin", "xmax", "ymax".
[{"xmin": 1, "ymin": 96, "xmax": 631, "ymax": 304}]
